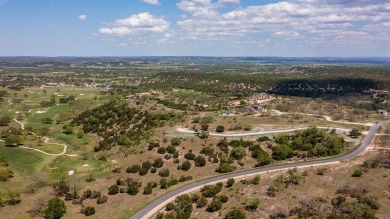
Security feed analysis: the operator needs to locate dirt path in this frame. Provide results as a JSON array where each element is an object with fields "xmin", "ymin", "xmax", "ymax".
[
  {"xmin": 13, "ymin": 118, "xmax": 70, "ymax": 156},
  {"xmin": 271, "ymin": 110, "xmax": 373, "ymax": 126}
]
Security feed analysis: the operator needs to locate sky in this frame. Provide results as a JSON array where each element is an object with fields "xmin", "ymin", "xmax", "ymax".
[{"xmin": 0, "ymin": 0, "xmax": 390, "ymax": 57}]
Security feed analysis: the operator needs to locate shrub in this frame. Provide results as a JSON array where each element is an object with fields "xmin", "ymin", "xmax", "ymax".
[
  {"xmin": 181, "ymin": 161, "xmax": 192, "ymax": 171},
  {"xmin": 97, "ymin": 195, "xmax": 108, "ymax": 204},
  {"xmin": 216, "ymin": 163, "xmax": 235, "ymax": 173},
  {"xmin": 196, "ymin": 196, "xmax": 208, "ymax": 208},
  {"xmin": 159, "ymin": 168, "xmax": 170, "ymax": 177},
  {"xmin": 44, "ymin": 197, "xmax": 66, "ymax": 219},
  {"xmin": 126, "ymin": 165, "xmax": 141, "ymax": 173},
  {"xmin": 143, "ymin": 186, "xmax": 153, "ymax": 195},
  {"xmin": 84, "ymin": 206, "xmax": 95, "ymax": 216},
  {"xmin": 157, "ymin": 147, "xmax": 167, "ymax": 154},
  {"xmin": 153, "ymin": 158, "xmax": 164, "ymax": 168},
  {"xmin": 201, "ymin": 184, "xmax": 222, "ymax": 198},
  {"xmin": 216, "ymin": 125, "xmax": 225, "ymax": 133},
  {"xmin": 108, "ymin": 185, "xmax": 119, "ymax": 195},
  {"xmin": 194, "ymin": 155, "xmax": 206, "ymax": 167},
  {"xmin": 142, "ymin": 160, "xmax": 152, "ymax": 170},
  {"xmin": 225, "ymin": 208, "xmax": 245, "ymax": 219},
  {"xmin": 226, "ymin": 178, "xmax": 235, "ymax": 187},
  {"xmin": 139, "ymin": 168, "xmax": 148, "ymax": 176},
  {"xmin": 166, "ymin": 203, "xmax": 175, "ymax": 211},
  {"xmin": 207, "ymin": 200, "xmax": 223, "ymax": 212},
  {"xmin": 167, "ymin": 145, "xmax": 176, "ymax": 154},
  {"xmin": 245, "ymin": 198, "xmax": 260, "ymax": 212},
  {"xmin": 352, "ymin": 169, "xmax": 363, "ymax": 177},
  {"xmin": 251, "ymin": 175, "xmax": 261, "ymax": 185}
]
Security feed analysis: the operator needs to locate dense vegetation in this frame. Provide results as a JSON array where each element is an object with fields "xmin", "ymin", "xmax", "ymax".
[{"xmin": 72, "ymin": 101, "xmax": 182, "ymax": 151}]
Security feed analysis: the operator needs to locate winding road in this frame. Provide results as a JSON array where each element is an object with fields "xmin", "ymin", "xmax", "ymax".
[
  {"xmin": 131, "ymin": 119, "xmax": 390, "ymax": 219},
  {"xmin": 176, "ymin": 126, "xmax": 351, "ymax": 137}
]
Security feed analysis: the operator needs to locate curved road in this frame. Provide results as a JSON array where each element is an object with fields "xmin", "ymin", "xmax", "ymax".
[
  {"xmin": 177, "ymin": 126, "xmax": 351, "ymax": 137},
  {"xmin": 131, "ymin": 120, "xmax": 390, "ymax": 219}
]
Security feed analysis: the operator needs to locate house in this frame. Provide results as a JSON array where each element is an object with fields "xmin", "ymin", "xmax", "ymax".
[
  {"xmin": 228, "ymin": 100, "xmax": 241, "ymax": 107},
  {"xmin": 377, "ymin": 109, "xmax": 388, "ymax": 115},
  {"xmin": 251, "ymin": 104, "xmax": 263, "ymax": 111}
]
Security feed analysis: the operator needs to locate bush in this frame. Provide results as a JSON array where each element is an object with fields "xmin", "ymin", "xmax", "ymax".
[
  {"xmin": 207, "ymin": 200, "xmax": 223, "ymax": 212},
  {"xmin": 153, "ymin": 158, "xmax": 164, "ymax": 168},
  {"xmin": 352, "ymin": 169, "xmax": 363, "ymax": 177},
  {"xmin": 97, "ymin": 195, "xmax": 108, "ymax": 204},
  {"xmin": 44, "ymin": 197, "xmax": 67, "ymax": 219},
  {"xmin": 126, "ymin": 165, "xmax": 141, "ymax": 173},
  {"xmin": 150, "ymin": 167, "xmax": 157, "ymax": 173},
  {"xmin": 225, "ymin": 208, "xmax": 245, "ymax": 219},
  {"xmin": 216, "ymin": 163, "xmax": 235, "ymax": 173},
  {"xmin": 166, "ymin": 202, "xmax": 175, "ymax": 211},
  {"xmin": 139, "ymin": 168, "xmax": 148, "ymax": 176},
  {"xmin": 181, "ymin": 161, "xmax": 192, "ymax": 171},
  {"xmin": 196, "ymin": 196, "xmax": 208, "ymax": 208},
  {"xmin": 194, "ymin": 155, "xmax": 206, "ymax": 167},
  {"xmin": 201, "ymin": 184, "xmax": 222, "ymax": 198},
  {"xmin": 143, "ymin": 186, "xmax": 153, "ymax": 195},
  {"xmin": 226, "ymin": 178, "xmax": 235, "ymax": 187},
  {"xmin": 142, "ymin": 160, "xmax": 153, "ymax": 170},
  {"xmin": 167, "ymin": 145, "xmax": 176, "ymax": 154},
  {"xmin": 159, "ymin": 168, "xmax": 170, "ymax": 177},
  {"xmin": 245, "ymin": 198, "xmax": 260, "ymax": 212},
  {"xmin": 217, "ymin": 195, "xmax": 229, "ymax": 203},
  {"xmin": 216, "ymin": 125, "xmax": 225, "ymax": 133},
  {"xmin": 127, "ymin": 184, "xmax": 139, "ymax": 195},
  {"xmin": 157, "ymin": 147, "xmax": 167, "ymax": 154},
  {"xmin": 171, "ymin": 138, "xmax": 182, "ymax": 146},
  {"xmin": 108, "ymin": 185, "xmax": 119, "ymax": 195},
  {"xmin": 84, "ymin": 206, "xmax": 95, "ymax": 216},
  {"xmin": 251, "ymin": 175, "xmax": 261, "ymax": 185}
]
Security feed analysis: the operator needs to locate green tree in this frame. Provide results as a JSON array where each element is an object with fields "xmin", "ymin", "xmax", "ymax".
[
  {"xmin": 216, "ymin": 125, "xmax": 225, "ymax": 133},
  {"xmin": 44, "ymin": 197, "xmax": 67, "ymax": 219},
  {"xmin": 225, "ymin": 208, "xmax": 246, "ymax": 219}
]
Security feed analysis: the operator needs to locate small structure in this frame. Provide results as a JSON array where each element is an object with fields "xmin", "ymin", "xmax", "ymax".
[
  {"xmin": 221, "ymin": 111, "xmax": 233, "ymax": 116},
  {"xmin": 377, "ymin": 109, "xmax": 388, "ymax": 115},
  {"xmin": 228, "ymin": 100, "xmax": 241, "ymax": 107}
]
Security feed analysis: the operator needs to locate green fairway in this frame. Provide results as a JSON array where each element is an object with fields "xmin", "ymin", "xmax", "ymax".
[{"xmin": 0, "ymin": 145, "xmax": 48, "ymax": 175}]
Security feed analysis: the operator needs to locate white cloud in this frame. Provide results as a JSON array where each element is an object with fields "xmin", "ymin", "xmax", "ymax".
[
  {"xmin": 141, "ymin": 0, "xmax": 160, "ymax": 6},
  {"xmin": 99, "ymin": 12, "xmax": 169, "ymax": 36},
  {"xmin": 216, "ymin": 0, "xmax": 240, "ymax": 7},
  {"xmin": 78, "ymin": 14, "xmax": 87, "ymax": 20}
]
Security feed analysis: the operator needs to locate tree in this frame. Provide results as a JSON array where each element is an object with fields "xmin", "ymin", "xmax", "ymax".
[
  {"xmin": 153, "ymin": 158, "xmax": 164, "ymax": 168},
  {"xmin": 108, "ymin": 185, "xmax": 119, "ymax": 195},
  {"xmin": 159, "ymin": 168, "xmax": 170, "ymax": 177},
  {"xmin": 207, "ymin": 199, "xmax": 222, "ymax": 212},
  {"xmin": 225, "ymin": 208, "xmax": 245, "ymax": 219},
  {"xmin": 226, "ymin": 178, "xmax": 235, "ymax": 187},
  {"xmin": 272, "ymin": 144, "xmax": 293, "ymax": 160},
  {"xmin": 0, "ymin": 116, "xmax": 11, "ymax": 126},
  {"xmin": 215, "ymin": 163, "xmax": 235, "ymax": 173},
  {"xmin": 181, "ymin": 161, "xmax": 192, "ymax": 171},
  {"xmin": 171, "ymin": 138, "xmax": 182, "ymax": 146},
  {"xmin": 245, "ymin": 198, "xmax": 260, "ymax": 212},
  {"xmin": 194, "ymin": 155, "xmax": 206, "ymax": 167},
  {"xmin": 53, "ymin": 179, "xmax": 70, "ymax": 196},
  {"xmin": 84, "ymin": 206, "xmax": 95, "ymax": 216},
  {"xmin": 230, "ymin": 146, "xmax": 246, "ymax": 160},
  {"xmin": 62, "ymin": 124, "xmax": 73, "ymax": 134},
  {"xmin": 126, "ymin": 165, "xmax": 141, "ymax": 173},
  {"xmin": 201, "ymin": 124, "xmax": 209, "ymax": 131},
  {"xmin": 196, "ymin": 196, "xmax": 208, "ymax": 208},
  {"xmin": 350, "ymin": 128, "xmax": 362, "ymax": 138},
  {"xmin": 44, "ymin": 197, "xmax": 67, "ymax": 219},
  {"xmin": 216, "ymin": 125, "xmax": 225, "ymax": 133}
]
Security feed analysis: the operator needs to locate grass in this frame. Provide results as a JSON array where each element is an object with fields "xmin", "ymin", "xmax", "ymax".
[
  {"xmin": 49, "ymin": 156, "xmax": 112, "ymax": 179},
  {"xmin": 0, "ymin": 145, "xmax": 49, "ymax": 175}
]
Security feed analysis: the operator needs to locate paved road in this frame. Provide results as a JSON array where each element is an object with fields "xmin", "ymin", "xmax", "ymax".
[
  {"xmin": 177, "ymin": 126, "xmax": 351, "ymax": 137},
  {"xmin": 131, "ymin": 120, "xmax": 390, "ymax": 219}
]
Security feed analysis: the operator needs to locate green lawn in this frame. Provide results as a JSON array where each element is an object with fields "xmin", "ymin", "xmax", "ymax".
[{"xmin": 0, "ymin": 145, "xmax": 49, "ymax": 175}]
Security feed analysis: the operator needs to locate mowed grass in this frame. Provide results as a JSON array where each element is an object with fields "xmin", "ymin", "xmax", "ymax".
[
  {"xmin": 50, "ymin": 156, "xmax": 112, "ymax": 179},
  {"xmin": 0, "ymin": 145, "xmax": 50, "ymax": 175}
]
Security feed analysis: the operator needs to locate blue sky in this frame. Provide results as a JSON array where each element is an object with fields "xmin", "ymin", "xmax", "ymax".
[{"xmin": 0, "ymin": 0, "xmax": 390, "ymax": 56}]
